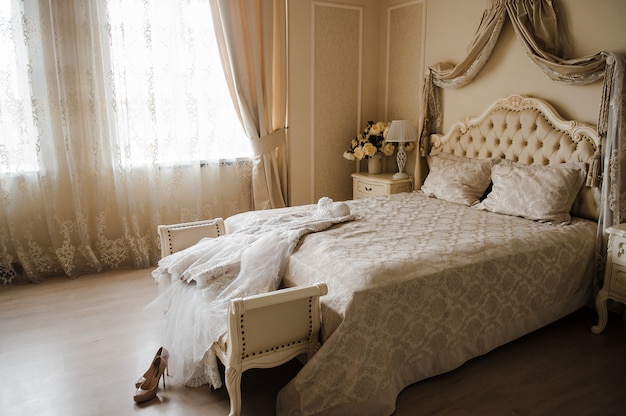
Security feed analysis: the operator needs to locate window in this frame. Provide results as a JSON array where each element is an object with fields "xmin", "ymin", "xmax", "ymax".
[
  {"xmin": 0, "ymin": 0, "xmax": 252, "ymax": 174},
  {"xmin": 0, "ymin": 1, "xmax": 40, "ymax": 174},
  {"xmin": 107, "ymin": 0, "xmax": 252, "ymax": 166}
]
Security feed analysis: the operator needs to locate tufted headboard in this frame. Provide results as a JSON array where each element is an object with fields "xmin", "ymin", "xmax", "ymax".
[{"xmin": 422, "ymin": 94, "xmax": 600, "ymax": 220}]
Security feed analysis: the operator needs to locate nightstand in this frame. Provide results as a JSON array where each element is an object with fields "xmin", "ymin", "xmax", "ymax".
[
  {"xmin": 592, "ymin": 223, "xmax": 626, "ymax": 334},
  {"xmin": 351, "ymin": 172, "xmax": 413, "ymax": 199}
]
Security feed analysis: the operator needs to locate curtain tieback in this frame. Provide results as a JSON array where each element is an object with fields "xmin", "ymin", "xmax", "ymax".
[
  {"xmin": 586, "ymin": 151, "xmax": 602, "ymax": 188},
  {"xmin": 251, "ymin": 128, "xmax": 287, "ymax": 156}
]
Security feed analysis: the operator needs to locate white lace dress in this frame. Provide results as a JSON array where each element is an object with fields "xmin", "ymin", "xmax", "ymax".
[{"xmin": 148, "ymin": 197, "xmax": 355, "ymax": 388}]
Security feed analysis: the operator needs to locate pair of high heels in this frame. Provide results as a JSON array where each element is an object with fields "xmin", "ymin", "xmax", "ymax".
[{"xmin": 133, "ymin": 347, "xmax": 169, "ymax": 403}]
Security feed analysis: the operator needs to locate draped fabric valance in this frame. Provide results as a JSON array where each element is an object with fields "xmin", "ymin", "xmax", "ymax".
[{"xmin": 418, "ymin": 0, "xmax": 626, "ymax": 287}]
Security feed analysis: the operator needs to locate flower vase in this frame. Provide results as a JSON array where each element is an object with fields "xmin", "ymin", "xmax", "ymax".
[{"xmin": 367, "ymin": 153, "xmax": 383, "ymax": 174}]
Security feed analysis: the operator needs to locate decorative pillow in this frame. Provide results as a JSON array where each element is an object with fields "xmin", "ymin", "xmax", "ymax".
[
  {"xmin": 475, "ymin": 161, "xmax": 586, "ymax": 225},
  {"xmin": 420, "ymin": 153, "xmax": 496, "ymax": 206}
]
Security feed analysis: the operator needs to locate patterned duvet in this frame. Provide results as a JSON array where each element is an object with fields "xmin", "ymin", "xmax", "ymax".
[{"xmin": 224, "ymin": 191, "xmax": 597, "ymax": 415}]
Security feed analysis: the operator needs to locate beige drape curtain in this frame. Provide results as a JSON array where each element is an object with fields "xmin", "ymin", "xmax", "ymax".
[
  {"xmin": 419, "ymin": 0, "xmax": 507, "ymax": 156},
  {"xmin": 419, "ymin": 0, "xmax": 626, "ymax": 286},
  {"xmin": 209, "ymin": 0, "xmax": 288, "ymax": 210},
  {"xmin": 0, "ymin": 0, "xmax": 253, "ymax": 283}
]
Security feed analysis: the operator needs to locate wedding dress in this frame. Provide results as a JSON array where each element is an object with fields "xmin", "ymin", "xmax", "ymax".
[{"xmin": 148, "ymin": 197, "xmax": 355, "ymax": 388}]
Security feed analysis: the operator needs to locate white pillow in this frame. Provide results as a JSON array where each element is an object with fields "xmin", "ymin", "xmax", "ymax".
[
  {"xmin": 421, "ymin": 153, "xmax": 495, "ymax": 206},
  {"xmin": 474, "ymin": 161, "xmax": 586, "ymax": 225}
]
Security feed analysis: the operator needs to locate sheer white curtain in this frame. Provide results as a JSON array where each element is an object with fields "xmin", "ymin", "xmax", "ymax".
[{"xmin": 0, "ymin": 0, "xmax": 253, "ymax": 284}]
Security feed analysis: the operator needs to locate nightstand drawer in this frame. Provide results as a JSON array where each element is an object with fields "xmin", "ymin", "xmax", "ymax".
[
  {"xmin": 392, "ymin": 182, "xmax": 412, "ymax": 193},
  {"xmin": 611, "ymin": 237, "xmax": 626, "ymax": 267},
  {"xmin": 610, "ymin": 264, "xmax": 626, "ymax": 296},
  {"xmin": 355, "ymin": 180, "xmax": 386, "ymax": 197}
]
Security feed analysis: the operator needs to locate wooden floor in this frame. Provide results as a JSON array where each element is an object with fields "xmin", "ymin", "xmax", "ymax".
[{"xmin": 1, "ymin": 268, "xmax": 625, "ymax": 416}]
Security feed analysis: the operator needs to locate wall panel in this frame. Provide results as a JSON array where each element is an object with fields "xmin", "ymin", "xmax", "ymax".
[
  {"xmin": 312, "ymin": 2, "xmax": 362, "ymax": 201},
  {"xmin": 385, "ymin": 1, "xmax": 424, "ymax": 121}
]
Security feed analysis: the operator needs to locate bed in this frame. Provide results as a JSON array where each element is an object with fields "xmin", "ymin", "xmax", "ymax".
[{"xmin": 153, "ymin": 94, "xmax": 602, "ymax": 415}]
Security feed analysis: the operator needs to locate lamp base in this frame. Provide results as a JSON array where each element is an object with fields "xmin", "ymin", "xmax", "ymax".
[
  {"xmin": 392, "ymin": 172, "xmax": 409, "ymax": 180},
  {"xmin": 393, "ymin": 143, "xmax": 409, "ymax": 180}
]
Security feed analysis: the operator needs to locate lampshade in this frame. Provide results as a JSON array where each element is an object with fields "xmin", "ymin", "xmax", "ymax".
[{"xmin": 386, "ymin": 120, "xmax": 418, "ymax": 143}]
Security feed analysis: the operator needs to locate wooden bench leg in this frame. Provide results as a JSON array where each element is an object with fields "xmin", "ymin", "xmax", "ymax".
[{"xmin": 225, "ymin": 366, "xmax": 242, "ymax": 416}]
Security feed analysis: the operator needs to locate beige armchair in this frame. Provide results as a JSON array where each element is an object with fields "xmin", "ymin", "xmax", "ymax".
[{"xmin": 157, "ymin": 219, "xmax": 327, "ymax": 416}]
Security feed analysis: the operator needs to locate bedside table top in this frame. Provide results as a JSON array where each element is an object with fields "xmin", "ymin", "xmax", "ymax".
[
  {"xmin": 351, "ymin": 172, "xmax": 413, "ymax": 183},
  {"xmin": 606, "ymin": 223, "xmax": 626, "ymax": 238}
]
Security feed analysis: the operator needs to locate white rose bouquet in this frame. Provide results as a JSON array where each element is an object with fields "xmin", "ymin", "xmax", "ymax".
[{"xmin": 343, "ymin": 121, "xmax": 395, "ymax": 160}]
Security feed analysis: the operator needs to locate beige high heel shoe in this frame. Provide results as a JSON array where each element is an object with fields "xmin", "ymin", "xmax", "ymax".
[
  {"xmin": 135, "ymin": 347, "xmax": 169, "ymax": 388},
  {"xmin": 133, "ymin": 356, "xmax": 167, "ymax": 403}
]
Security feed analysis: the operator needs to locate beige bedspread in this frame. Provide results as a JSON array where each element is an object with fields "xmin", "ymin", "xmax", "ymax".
[{"xmin": 225, "ymin": 191, "xmax": 597, "ymax": 415}]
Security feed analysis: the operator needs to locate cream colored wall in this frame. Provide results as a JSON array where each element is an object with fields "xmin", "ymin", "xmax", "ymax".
[
  {"xmin": 380, "ymin": 0, "xmax": 425, "ymax": 181},
  {"xmin": 311, "ymin": 3, "xmax": 363, "ymax": 202},
  {"xmin": 425, "ymin": 0, "xmax": 626, "ymax": 131},
  {"xmin": 288, "ymin": 0, "xmax": 626, "ymax": 206},
  {"xmin": 287, "ymin": 0, "xmax": 312, "ymax": 206},
  {"xmin": 288, "ymin": 0, "xmax": 386, "ymax": 205},
  {"xmin": 288, "ymin": 0, "xmax": 425, "ymax": 205}
]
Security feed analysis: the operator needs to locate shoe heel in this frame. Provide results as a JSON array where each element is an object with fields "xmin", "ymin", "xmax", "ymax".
[{"xmin": 162, "ymin": 350, "xmax": 170, "ymax": 377}]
